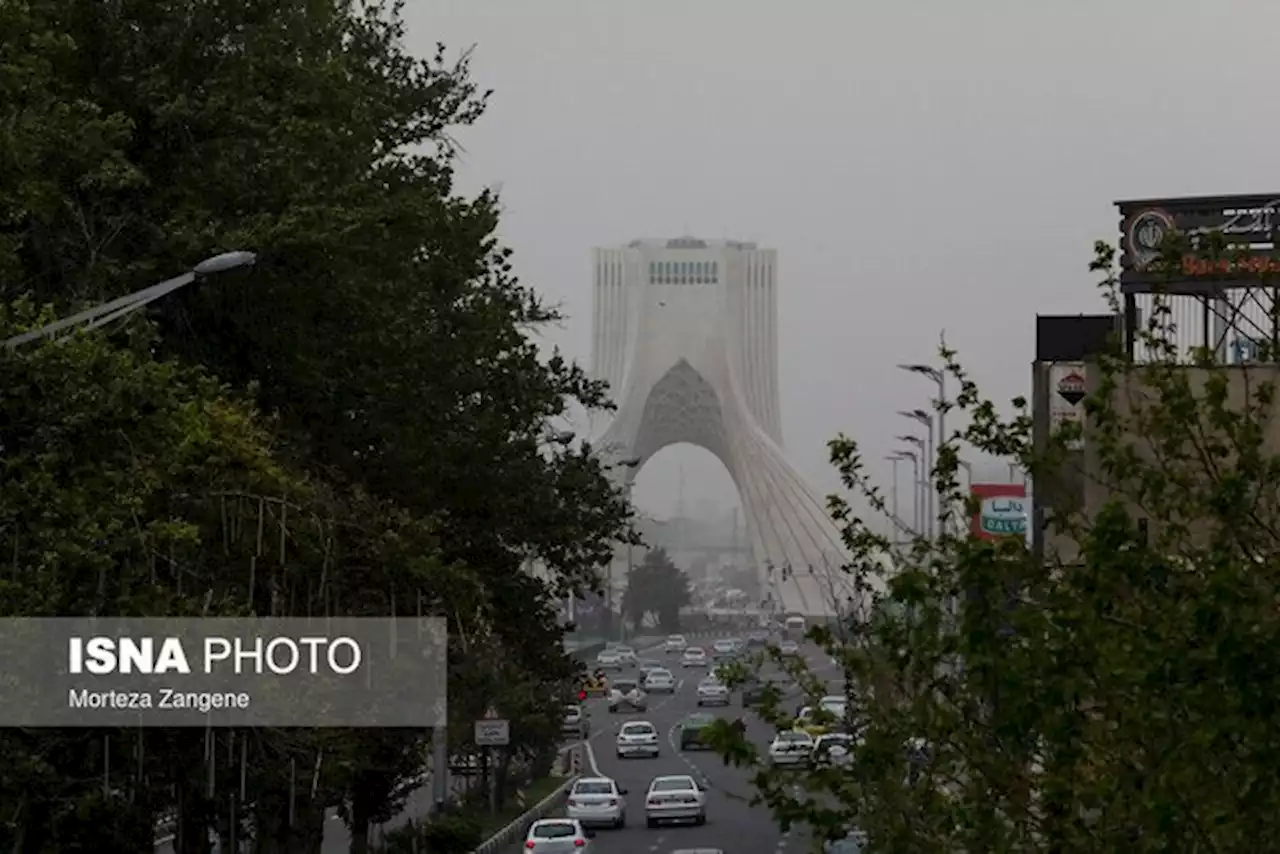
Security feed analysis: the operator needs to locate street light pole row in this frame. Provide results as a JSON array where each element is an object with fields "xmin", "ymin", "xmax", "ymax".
[{"xmin": 896, "ymin": 362, "xmax": 946, "ymax": 539}]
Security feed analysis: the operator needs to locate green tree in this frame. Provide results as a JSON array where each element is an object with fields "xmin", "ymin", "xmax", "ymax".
[
  {"xmin": 622, "ymin": 549, "xmax": 692, "ymax": 632},
  {"xmin": 707, "ymin": 241, "xmax": 1280, "ymax": 852},
  {"xmin": 2, "ymin": 0, "xmax": 629, "ymax": 849}
]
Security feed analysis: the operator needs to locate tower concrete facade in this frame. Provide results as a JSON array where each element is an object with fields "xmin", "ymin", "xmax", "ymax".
[{"xmin": 591, "ymin": 237, "xmax": 881, "ymax": 618}]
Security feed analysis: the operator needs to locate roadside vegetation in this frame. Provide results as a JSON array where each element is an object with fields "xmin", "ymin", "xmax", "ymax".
[
  {"xmin": 708, "ymin": 242, "xmax": 1280, "ymax": 851},
  {"xmin": 0, "ymin": 1, "xmax": 629, "ymax": 851}
]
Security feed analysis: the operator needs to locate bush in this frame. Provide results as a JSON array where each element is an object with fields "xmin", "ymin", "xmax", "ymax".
[{"xmin": 375, "ymin": 813, "xmax": 483, "ymax": 854}]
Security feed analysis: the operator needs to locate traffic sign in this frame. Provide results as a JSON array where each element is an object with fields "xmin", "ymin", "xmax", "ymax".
[{"xmin": 474, "ymin": 718, "xmax": 509, "ymax": 746}]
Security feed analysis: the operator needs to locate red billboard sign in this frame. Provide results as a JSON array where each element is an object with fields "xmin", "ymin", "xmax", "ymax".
[{"xmin": 970, "ymin": 483, "xmax": 1028, "ymax": 540}]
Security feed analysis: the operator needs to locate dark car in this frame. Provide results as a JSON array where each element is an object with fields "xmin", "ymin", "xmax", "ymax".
[
  {"xmin": 742, "ymin": 675, "xmax": 787, "ymax": 706},
  {"xmin": 678, "ymin": 713, "xmax": 717, "ymax": 750},
  {"xmin": 746, "ymin": 630, "xmax": 770, "ymax": 648}
]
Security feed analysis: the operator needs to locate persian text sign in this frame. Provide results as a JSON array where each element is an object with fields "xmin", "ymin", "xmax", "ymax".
[
  {"xmin": 1118, "ymin": 194, "xmax": 1280, "ymax": 293},
  {"xmin": 0, "ymin": 617, "xmax": 447, "ymax": 727},
  {"xmin": 970, "ymin": 483, "xmax": 1027, "ymax": 541}
]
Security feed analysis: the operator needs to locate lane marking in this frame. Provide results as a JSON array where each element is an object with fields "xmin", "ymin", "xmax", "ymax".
[{"xmin": 584, "ymin": 738, "xmax": 602, "ymax": 776}]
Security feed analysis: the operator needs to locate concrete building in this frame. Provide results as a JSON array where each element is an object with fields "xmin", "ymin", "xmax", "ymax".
[
  {"xmin": 1037, "ymin": 361, "xmax": 1280, "ymax": 561},
  {"xmin": 589, "ymin": 237, "xmax": 889, "ymax": 618}
]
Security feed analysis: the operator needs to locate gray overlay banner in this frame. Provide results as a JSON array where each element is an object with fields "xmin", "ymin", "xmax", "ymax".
[{"xmin": 0, "ymin": 617, "xmax": 447, "ymax": 727}]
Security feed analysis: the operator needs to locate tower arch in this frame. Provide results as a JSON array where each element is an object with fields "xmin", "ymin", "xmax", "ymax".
[{"xmin": 591, "ymin": 239, "xmax": 884, "ymax": 618}]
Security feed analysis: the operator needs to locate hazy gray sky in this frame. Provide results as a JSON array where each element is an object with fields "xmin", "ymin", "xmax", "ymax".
[{"xmin": 404, "ymin": 0, "xmax": 1280, "ymax": 520}]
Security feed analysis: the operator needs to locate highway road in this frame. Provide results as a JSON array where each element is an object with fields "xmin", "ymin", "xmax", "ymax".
[
  {"xmin": 500, "ymin": 635, "xmax": 844, "ymax": 854},
  {"xmin": 156, "ymin": 633, "xmax": 839, "ymax": 854}
]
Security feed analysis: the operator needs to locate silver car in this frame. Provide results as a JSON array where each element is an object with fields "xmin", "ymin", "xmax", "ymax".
[
  {"xmin": 644, "ymin": 668, "xmax": 676, "ymax": 693},
  {"xmin": 644, "ymin": 774, "xmax": 706, "ymax": 826},
  {"xmin": 562, "ymin": 704, "xmax": 589, "ymax": 739},
  {"xmin": 596, "ymin": 651, "xmax": 623, "ymax": 671},
  {"xmin": 616, "ymin": 720, "xmax": 661, "ymax": 758},
  {"xmin": 695, "ymin": 679, "xmax": 729, "ymax": 707},
  {"xmin": 608, "ymin": 679, "xmax": 647, "ymax": 713},
  {"xmin": 524, "ymin": 819, "xmax": 595, "ymax": 854},
  {"xmin": 566, "ymin": 777, "xmax": 627, "ymax": 828}
]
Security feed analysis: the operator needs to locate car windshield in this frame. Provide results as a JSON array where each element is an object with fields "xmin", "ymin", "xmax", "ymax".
[
  {"xmin": 649, "ymin": 669, "xmax": 671, "ymax": 679},
  {"xmin": 622, "ymin": 723, "xmax": 654, "ymax": 735},
  {"xmin": 564, "ymin": 706, "xmax": 580, "ymax": 717},
  {"xmin": 573, "ymin": 780, "xmax": 613, "ymax": 794},
  {"xmin": 779, "ymin": 731, "xmax": 810, "ymax": 742},
  {"xmin": 613, "ymin": 681, "xmax": 638, "ymax": 691},
  {"xmin": 533, "ymin": 822, "xmax": 577, "ymax": 839},
  {"xmin": 684, "ymin": 648, "xmax": 704, "ymax": 655},
  {"xmin": 819, "ymin": 736, "xmax": 852, "ymax": 748},
  {"xmin": 651, "ymin": 778, "xmax": 695, "ymax": 792},
  {"xmin": 616, "ymin": 647, "xmax": 634, "ymax": 655},
  {"xmin": 667, "ymin": 635, "xmax": 685, "ymax": 642}
]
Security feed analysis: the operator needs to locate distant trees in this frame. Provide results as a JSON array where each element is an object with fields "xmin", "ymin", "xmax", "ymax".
[{"xmin": 622, "ymin": 549, "xmax": 692, "ymax": 632}]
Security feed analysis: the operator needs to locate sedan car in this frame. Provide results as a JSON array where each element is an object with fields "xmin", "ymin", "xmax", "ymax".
[
  {"xmin": 778, "ymin": 639, "xmax": 800, "ymax": 657},
  {"xmin": 616, "ymin": 720, "xmax": 661, "ymax": 758},
  {"xmin": 695, "ymin": 678, "xmax": 730, "ymax": 707},
  {"xmin": 768, "ymin": 730, "xmax": 815, "ymax": 766},
  {"xmin": 524, "ymin": 819, "xmax": 595, "ymax": 854},
  {"xmin": 608, "ymin": 679, "xmax": 647, "ymax": 713},
  {"xmin": 665, "ymin": 634, "xmax": 688, "ymax": 654},
  {"xmin": 812, "ymin": 733, "xmax": 855, "ymax": 767},
  {"xmin": 562, "ymin": 704, "xmax": 589, "ymax": 739},
  {"xmin": 613, "ymin": 645, "xmax": 637, "ymax": 665},
  {"xmin": 711, "ymin": 638, "xmax": 739, "ymax": 659},
  {"xmin": 644, "ymin": 775, "xmax": 706, "ymax": 827},
  {"xmin": 644, "ymin": 668, "xmax": 676, "ymax": 693},
  {"xmin": 596, "ymin": 650, "xmax": 623, "ymax": 671},
  {"xmin": 566, "ymin": 777, "xmax": 628, "ymax": 828},
  {"xmin": 681, "ymin": 647, "xmax": 708, "ymax": 668},
  {"xmin": 678, "ymin": 713, "xmax": 716, "ymax": 750},
  {"xmin": 746, "ymin": 630, "xmax": 770, "ymax": 648}
]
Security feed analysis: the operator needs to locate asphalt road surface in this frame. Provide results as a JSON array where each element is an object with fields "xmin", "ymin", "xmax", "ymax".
[
  {"xmin": 156, "ymin": 634, "xmax": 841, "ymax": 854},
  {"xmin": 500, "ymin": 636, "xmax": 844, "ymax": 854}
]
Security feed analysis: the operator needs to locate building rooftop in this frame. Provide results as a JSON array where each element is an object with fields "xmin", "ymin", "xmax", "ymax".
[{"xmin": 623, "ymin": 238, "xmax": 759, "ymax": 250}]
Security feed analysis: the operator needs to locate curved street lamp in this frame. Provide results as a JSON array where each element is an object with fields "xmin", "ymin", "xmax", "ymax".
[{"xmin": 4, "ymin": 250, "xmax": 257, "ymax": 349}]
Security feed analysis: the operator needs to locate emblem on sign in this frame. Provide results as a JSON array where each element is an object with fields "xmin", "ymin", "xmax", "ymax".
[
  {"xmin": 1127, "ymin": 208, "xmax": 1175, "ymax": 270},
  {"xmin": 1056, "ymin": 371, "xmax": 1085, "ymax": 406}
]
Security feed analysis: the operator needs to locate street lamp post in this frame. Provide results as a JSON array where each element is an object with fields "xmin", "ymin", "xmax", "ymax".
[
  {"xmin": 610, "ymin": 457, "xmax": 642, "ymax": 640},
  {"xmin": 4, "ymin": 251, "xmax": 257, "ymax": 349},
  {"xmin": 955, "ymin": 459, "xmax": 974, "ymax": 536},
  {"xmin": 897, "ymin": 361, "xmax": 946, "ymax": 456},
  {"xmin": 886, "ymin": 453, "xmax": 910, "ymax": 542},
  {"xmin": 897, "ymin": 435, "xmax": 926, "ymax": 538},
  {"xmin": 894, "ymin": 448, "xmax": 921, "ymax": 538},
  {"xmin": 899, "ymin": 410, "xmax": 935, "ymax": 538}
]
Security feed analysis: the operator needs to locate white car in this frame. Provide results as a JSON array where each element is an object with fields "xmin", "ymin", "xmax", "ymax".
[
  {"xmin": 695, "ymin": 679, "xmax": 730, "ymax": 707},
  {"xmin": 566, "ymin": 777, "xmax": 627, "ymax": 828},
  {"xmin": 613, "ymin": 645, "xmax": 637, "ymax": 665},
  {"xmin": 682, "ymin": 647, "xmax": 708, "ymax": 667},
  {"xmin": 665, "ymin": 634, "xmax": 687, "ymax": 654},
  {"xmin": 769, "ymin": 730, "xmax": 815, "ymax": 766},
  {"xmin": 524, "ymin": 818, "xmax": 595, "ymax": 854},
  {"xmin": 644, "ymin": 774, "xmax": 706, "ymax": 827},
  {"xmin": 711, "ymin": 638, "xmax": 738, "ymax": 658},
  {"xmin": 819, "ymin": 695, "xmax": 847, "ymax": 724},
  {"xmin": 778, "ymin": 639, "xmax": 800, "ymax": 656},
  {"xmin": 616, "ymin": 720, "xmax": 661, "ymax": 758},
  {"xmin": 608, "ymin": 679, "xmax": 647, "ymax": 713},
  {"xmin": 596, "ymin": 651, "xmax": 623, "ymax": 671},
  {"xmin": 812, "ymin": 733, "xmax": 856, "ymax": 767},
  {"xmin": 643, "ymin": 668, "xmax": 676, "ymax": 693}
]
